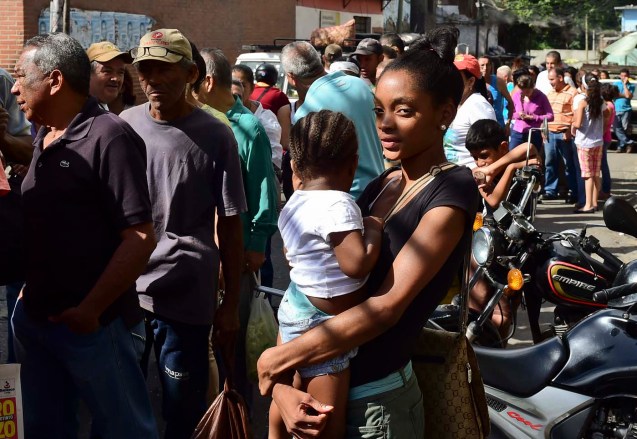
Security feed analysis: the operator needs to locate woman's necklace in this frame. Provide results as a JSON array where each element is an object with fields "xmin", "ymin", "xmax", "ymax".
[{"xmin": 383, "ymin": 162, "xmax": 455, "ymax": 222}]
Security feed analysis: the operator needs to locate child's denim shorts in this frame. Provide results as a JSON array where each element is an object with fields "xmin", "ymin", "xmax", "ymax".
[{"xmin": 278, "ymin": 282, "xmax": 357, "ymax": 378}]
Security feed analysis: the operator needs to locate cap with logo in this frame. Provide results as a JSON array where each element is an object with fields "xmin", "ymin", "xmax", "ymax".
[
  {"xmin": 352, "ymin": 38, "xmax": 383, "ymax": 57},
  {"xmin": 454, "ymin": 54, "xmax": 482, "ymax": 79},
  {"xmin": 86, "ymin": 41, "xmax": 133, "ymax": 64},
  {"xmin": 131, "ymin": 29, "xmax": 193, "ymax": 64}
]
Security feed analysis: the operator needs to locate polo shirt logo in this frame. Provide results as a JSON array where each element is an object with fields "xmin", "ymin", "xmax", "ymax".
[{"xmin": 60, "ymin": 160, "xmax": 70, "ymax": 168}]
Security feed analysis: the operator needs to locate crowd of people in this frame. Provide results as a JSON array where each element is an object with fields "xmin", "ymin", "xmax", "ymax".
[{"xmin": 0, "ymin": 23, "xmax": 631, "ymax": 439}]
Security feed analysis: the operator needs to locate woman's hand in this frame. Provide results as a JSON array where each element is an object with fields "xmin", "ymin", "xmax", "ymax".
[{"xmin": 272, "ymin": 384, "xmax": 333, "ymax": 438}]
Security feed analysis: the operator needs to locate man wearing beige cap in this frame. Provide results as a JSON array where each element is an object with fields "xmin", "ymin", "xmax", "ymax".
[
  {"xmin": 120, "ymin": 28, "xmax": 247, "ymax": 438},
  {"xmin": 322, "ymin": 43, "xmax": 342, "ymax": 72},
  {"xmin": 86, "ymin": 41, "xmax": 132, "ymax": 110}
]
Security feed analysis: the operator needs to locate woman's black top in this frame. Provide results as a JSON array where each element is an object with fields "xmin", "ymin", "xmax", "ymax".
[{"xmin": 350, "ymin": 165, "xmax": 478, "ymax": 387}]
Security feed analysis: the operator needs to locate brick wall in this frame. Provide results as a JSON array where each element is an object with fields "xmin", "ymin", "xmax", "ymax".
[
  {"xmin": 0, "ymin": 0, "xmax": 28, "ymax": 74},
  {"xmin": 4, "ymin": 0, "xmax": 294, "ymax": 73}
]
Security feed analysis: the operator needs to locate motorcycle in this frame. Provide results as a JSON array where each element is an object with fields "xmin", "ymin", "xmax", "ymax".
[
  {"xmin": 458, "ymin": 144, "xmax": 631, "ymax": 345},
  {"xmin": 473, "ymin": 195, "xmax": 637, "ymax": 439}
]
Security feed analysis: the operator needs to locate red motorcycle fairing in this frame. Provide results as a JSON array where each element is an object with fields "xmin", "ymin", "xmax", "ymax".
[{"xmin": 546, "ymin": 261, "xmax": 608, "ymax": 308}]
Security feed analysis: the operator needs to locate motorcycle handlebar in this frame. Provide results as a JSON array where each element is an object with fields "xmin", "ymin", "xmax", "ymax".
[
  {"xmin": 592, "ymin": 283, "xmax": 637, "ymax": 304},
  {"xmin": 594, "ymin": 246, "xmax": 625, "ymax": 272}
]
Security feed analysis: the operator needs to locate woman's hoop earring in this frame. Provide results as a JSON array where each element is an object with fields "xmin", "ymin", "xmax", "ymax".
[{"xmin": 440, "ymin": 124, "xmax": 447, "ymax": 131}]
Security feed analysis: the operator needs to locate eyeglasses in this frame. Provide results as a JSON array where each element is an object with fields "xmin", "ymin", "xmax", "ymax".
[{"xmin": 129, "ymin": 46, "xmax": 183, "ymax": 59}]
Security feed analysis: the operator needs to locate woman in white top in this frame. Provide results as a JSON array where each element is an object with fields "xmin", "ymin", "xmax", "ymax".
[
  {"xmin": 571, "ymin": 73, "xmax": 609, "ymax": 214},
  {"xmin": 443, "ymin": 54, "xmax": 497, "ymax": 168}
]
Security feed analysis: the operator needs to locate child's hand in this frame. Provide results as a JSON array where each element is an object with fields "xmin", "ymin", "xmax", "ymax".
[{"xmin": 475, "ymin": 165, "xmax": 495, "ymax": 184}]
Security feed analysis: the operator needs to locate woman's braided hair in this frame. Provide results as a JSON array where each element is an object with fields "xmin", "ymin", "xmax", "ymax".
[{"xmin": 289, "ymin": 110, "xmax": 358, "ymax": 181}]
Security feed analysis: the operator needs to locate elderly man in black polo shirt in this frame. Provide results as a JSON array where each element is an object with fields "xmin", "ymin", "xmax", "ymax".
[{"xmin": 11, "ymin": 33, "xmax": 158, "ymax": 438}]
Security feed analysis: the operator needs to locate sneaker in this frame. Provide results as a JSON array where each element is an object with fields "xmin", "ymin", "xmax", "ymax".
[{"xmin": 540, "ymin": 193, "xmax": 560, "ymax": 201}]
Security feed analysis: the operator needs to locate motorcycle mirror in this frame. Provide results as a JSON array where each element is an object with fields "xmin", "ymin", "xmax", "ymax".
[{"xmin": 603, "ymin": 197, "xmax": 637, "ymax": 239}]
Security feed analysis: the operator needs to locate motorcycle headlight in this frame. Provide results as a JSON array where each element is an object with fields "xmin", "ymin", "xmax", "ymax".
[{"xmin": 472, "ymin": 227, "xmax": 494, "ymax": 266}]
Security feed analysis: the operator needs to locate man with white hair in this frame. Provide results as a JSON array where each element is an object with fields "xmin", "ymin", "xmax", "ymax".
[{"xmin": 282, "ymin": 41, "xmax": 383, "ymax": 199}]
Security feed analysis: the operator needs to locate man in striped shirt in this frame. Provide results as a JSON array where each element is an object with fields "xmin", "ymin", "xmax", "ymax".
[{"xmin": 544, "ymin": 67, "xmax": 581, "ymax": 204}]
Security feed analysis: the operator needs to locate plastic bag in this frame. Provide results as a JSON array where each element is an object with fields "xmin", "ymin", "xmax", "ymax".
[
  {"xmin": 191, "ymin": 380, "xmax": 252, "ymax": 439},
  {"xmin": 245, "ymin": 278, "xmax": 278, "ymax": 382},
  {"xmin": 0, "ymin": 364, "xmax": 24, "ymax": 438}
]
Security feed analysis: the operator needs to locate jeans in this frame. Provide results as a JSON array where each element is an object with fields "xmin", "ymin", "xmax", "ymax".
[
  {"xmin": 278, "ymin": 282, "xmax": 356, "ymax": 378},
  {"xmin": 614, "ymin": 110, "xmax": 633, "ymax": 150},
  {"xmin": 602, "ymin": 141, "xmax": 612, "ymax": 193},
  {"xmin": 4, "ymin": 281, "xmax": 22, "ymax": 363},
  {"xmin": 260, "ymin": 237, "xmax": 274, "ymax": 289},
  {"xmin": 571, "ymin": 145, "xmax": 586, "ymax": 205},
  {"xmin": 147, "ymin": 313, "xmax": 211, "ymax": 439},
  {"xmin": 12, "ymin": 299, "xmax": 158, "ymax": 439},
  {"xmin": 544, "ymin": 132, "xmax": 578, "ymax": 197},
  {"xmin": 509, "ymin": 130, "xmax": 543, "ymax": 153}
]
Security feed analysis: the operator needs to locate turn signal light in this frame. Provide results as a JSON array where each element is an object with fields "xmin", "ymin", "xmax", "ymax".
[
  {"xmin": 473, "ymin": 213, "xmax": 484, "ymax": 232},
  {"xmin": 507, "ymin": 269, "xmax": 524, "ymax": 291}
]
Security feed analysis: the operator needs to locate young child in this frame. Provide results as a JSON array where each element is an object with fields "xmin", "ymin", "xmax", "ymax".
[
  {"xmin": 270, "ymin": 109, "xmax": 383, "ymax": 438},
  {"xmin": 465, "ymin": 119, "xmax": 539, "ymax": 338},
  {"xmin": 465, "ymin": 119, "xmax": 540, "ymax": 216}
]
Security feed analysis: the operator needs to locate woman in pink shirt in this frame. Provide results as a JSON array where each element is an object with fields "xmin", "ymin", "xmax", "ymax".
[{"xmin": 510, "ymin": 69, "xmax": 554, "ymax": 152}]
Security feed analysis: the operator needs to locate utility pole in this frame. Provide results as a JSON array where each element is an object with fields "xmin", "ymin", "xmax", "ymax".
[
  {"xmin": 397, "ymin": 0, "xmax": 404, "ymax": 32},
  {"xmin": 475, "ymin": 0, "xmax": 482, "ymax": 57},
  {"xmin": 585, "ymin": 13, "xmax": 589, "ymax": 63},
  {"xmin": 410, "ymin": 0, "xmax": 427, "ymax": 33},
  {"xmin": 49, "ymin": 0, "xmax": 70, "ymax": 33}
]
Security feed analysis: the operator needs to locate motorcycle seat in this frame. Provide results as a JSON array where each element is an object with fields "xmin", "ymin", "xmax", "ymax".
[{"xmin": 473, "ymin": 336, "xmax": 568, "ymax": 397}]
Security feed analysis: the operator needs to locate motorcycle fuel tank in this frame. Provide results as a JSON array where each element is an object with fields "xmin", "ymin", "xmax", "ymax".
[
  {"xmin": 553, "ymin": 308, "xmax": 637, "ymax": 397},
  {"xmin": 536, "ymin": 241, "xmax": 614, "ymax": 310}
]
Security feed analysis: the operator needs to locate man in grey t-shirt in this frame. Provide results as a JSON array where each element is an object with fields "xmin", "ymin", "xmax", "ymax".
[{"xmin": 121, "ymin": 29, "xmax": 247, "ymax": 437}]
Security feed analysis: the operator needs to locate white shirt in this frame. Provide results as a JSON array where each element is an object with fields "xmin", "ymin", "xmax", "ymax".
[
  {"xmin": 536, "ymin": 70, "xmax": 553, "ymax": 96},
  {"xmin": 444, "ymin": 93, "xmax": 497, "ymax": 168},
  {"xmin": 573, "ymin": 94, "xmax": 604, "ymax": 148},
  {"xmin": 253, "ymin": 102, "xmax": 283, "ymax": 168},
  {"xmin": 279, "ymin": 190, "xmax": 367, "ymax": 298}
]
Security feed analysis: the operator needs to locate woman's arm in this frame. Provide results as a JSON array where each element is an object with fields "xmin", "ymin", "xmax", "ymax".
[{"xmin": 258, "ymin": 204, "xmax": 467, "ymax": 395}]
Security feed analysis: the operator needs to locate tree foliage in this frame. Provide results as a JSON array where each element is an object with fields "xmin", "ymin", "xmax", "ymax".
[{"xmin": 489, "ymin": 0, "xmax": 634, "ymax": 50}]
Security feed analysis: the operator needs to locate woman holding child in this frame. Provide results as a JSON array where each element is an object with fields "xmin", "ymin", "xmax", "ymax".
[{"xmin": 258, "ymin": 26, "xmax": 478, "ymax": 438}]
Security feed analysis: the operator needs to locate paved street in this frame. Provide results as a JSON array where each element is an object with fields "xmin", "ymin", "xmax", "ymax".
[{"xmin": 0, "ymin": 150, "xmax": 634, "ymax": 437}]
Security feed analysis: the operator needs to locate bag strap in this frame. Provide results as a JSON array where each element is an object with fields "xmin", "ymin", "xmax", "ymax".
[
  {"xmin": 255, "ymin": 86, "xmax": 272, "ymax": 102},
  {"xmin": 458, "ymin": 242, "xmax": 472, "ymax": 336},
  {"xmin": 383, "ymin": 162, "xmax": 455, "ymax": 223}
]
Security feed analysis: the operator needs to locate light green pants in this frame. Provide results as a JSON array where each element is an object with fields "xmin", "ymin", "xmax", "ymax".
[{"xmin": 346, "ymin": 369, "xmax": 425, "ymax": 438}]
